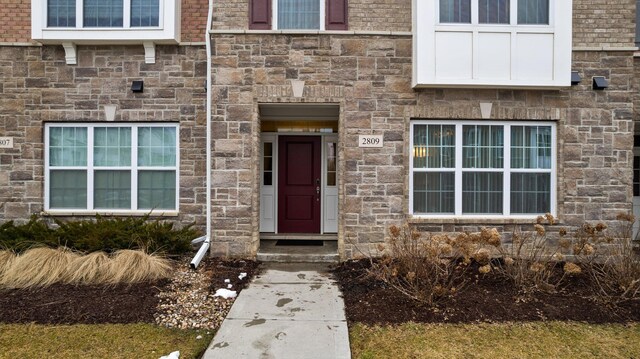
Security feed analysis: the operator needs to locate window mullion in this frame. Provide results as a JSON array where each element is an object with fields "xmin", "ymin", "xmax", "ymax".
[
  {"xmin": 504, "ymin": 124, "xmax": 511, "ymax": 216},
  {"xmin": 77, "ymin": 0, "xmax": 83, "ymax": 28},
  {"xmin": 87, "ymin": 126, "xmax": 94, "ymax": 210},
  {"xmin": 132, "ymin": 126, "xmax": 138, "ymax": 210},
  {"xmin": 319, "ymin": 0, "xmax": 325, "ymax": 31},
  {"xmin": 455, "ymin": 123, "xmax": 463, "ymax": 215},
  {"xmin": 123, "ymin": 0, "xmax": 131, "ymax": 28},
  {"xmin": 471, "ymin": 0, "xmax": 478, "ymax": 25},
  {"xmin": 511, "ymin": 0, "xmax": 517, "ymax": 25}
]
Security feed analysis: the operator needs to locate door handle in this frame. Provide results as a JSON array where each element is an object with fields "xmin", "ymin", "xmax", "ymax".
[{"xmin": 316, "ymin": 186, "xmax": 320, "ymax": 201}]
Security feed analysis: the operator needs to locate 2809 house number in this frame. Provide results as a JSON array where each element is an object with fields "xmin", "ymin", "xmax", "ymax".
[{"xmin": 358, "ymin": 135, "xmax": 383, "ymax": 148}]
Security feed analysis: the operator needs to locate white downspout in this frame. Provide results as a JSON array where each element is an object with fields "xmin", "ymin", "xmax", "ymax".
[{"xmin": 190, "ymin": 0, "xmax": 214, "ymax": 269}]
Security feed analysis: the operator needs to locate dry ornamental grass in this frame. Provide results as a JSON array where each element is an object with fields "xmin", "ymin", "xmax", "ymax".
[
  {"xmin": 0, "ymin": 247, "xmax": 174, "ymax": 289},
  {"xmin": 0, "ymin": 250, "xmax": 16, "ymax": 280},
  {"xmin": 1, "ymin": 247, "xmax": 80, "ymax": 289},
  {"xmin": 65, "ymin": 251, "xmax": 111, "ymax": 285},
  {"xmin": 108, "ymin": 250, "xmax": 173, "ymax": 284}
]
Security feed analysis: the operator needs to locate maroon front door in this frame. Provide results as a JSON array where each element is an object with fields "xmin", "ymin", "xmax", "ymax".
[{"xmin": 278, "ymin": 136, "xmax": 321, "ymax": 233}]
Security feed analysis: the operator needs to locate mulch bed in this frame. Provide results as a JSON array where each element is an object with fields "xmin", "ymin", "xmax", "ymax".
[
  {"xmin": 0, "ymin": 258, "xmax": 260, "ymax": 325},
  {"xmin": 331, "ymin": 259, "xmax": 640, "ymax": 325}
]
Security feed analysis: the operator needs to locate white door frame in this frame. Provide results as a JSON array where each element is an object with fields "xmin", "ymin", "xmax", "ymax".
[{"xmin": 259, "ymin": 132, "xmax": 338, "ymax": 234}]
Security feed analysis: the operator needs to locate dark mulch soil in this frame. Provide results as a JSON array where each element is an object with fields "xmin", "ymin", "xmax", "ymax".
[
  {"xmin": 0, "ymin": 257, "xmax": 260, "ymax": 325},
  {"xmin": 201, "ymin": 257, "xmax": 261, "ymax": 293},
  {"xmin": 332, "ymin": 259, "xmax": 640, "ymax": 325}
]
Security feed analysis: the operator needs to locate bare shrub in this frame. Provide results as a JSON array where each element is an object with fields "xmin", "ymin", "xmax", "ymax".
[
  {"xmin": 0, "ymin": 247, "xmax": 80, "ymax": 289},
  {"xmin": 494, "ymin": 214, "xmax": 573, "ymax": 293},
  {"xmin": 108, "ymin": 250, "xmax": 173, "ymax": 284},
  {"xmin": 584, "ymin": 214, "xmax": 640, "ymax": 302},
  {"xmin": 368, "ymin": 224, "xmax": 499, "ymax": 306},
  {"xmin": 65, "ymin": 251, "xmax": 111, "ymax": 285}
]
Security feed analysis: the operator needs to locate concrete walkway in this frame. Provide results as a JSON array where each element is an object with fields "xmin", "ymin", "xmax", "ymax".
[{"xmin": 202, "ymin": 263, "xmax": 351, "ymax": 359}]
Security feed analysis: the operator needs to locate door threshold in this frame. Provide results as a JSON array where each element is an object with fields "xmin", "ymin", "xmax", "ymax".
[{"xmin": 260, "ymin": 233, "xmax": 337, "ymax": 241}]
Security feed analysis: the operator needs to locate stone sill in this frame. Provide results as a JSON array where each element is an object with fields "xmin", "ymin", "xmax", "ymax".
[
  {"xmin": 41, "ymin": 210, "xmax": 179, "ymax": 217},
  {"xmin": 210, "ymin": 29, "xmax": 413, "ymax": 36},
  {"xmin": 573, "ymin": 46, "xmax": 638, "ymax": 52},
  {"xmin": 0, "ymin": 42, "xmax": 42, "ymax": 47},
  {"xmin": 408, "ymin": 216, "xmax": 539, "ymax": 225}
]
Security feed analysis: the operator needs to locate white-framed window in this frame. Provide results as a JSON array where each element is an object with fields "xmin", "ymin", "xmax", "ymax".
[
  {"xmin": 46, "ymin": 0, "xmax": 161, "ymax": 28},
  {"xmin": 32, "ymin": 0, "xmax": 179, "ymax": 55},
  {"xmin": 409, "ymin": 120, "xmax": 556, "ymax": 218},
  {"xmin": 274, "ymin": 0, "xmax": 325, "ymax": 30},
  {"xmin": 439, "ymin": 0, "xmax": 548, "ymax": 25},
  {"xmin": 44, "ymin": 123, "xmax": 179, "ymax": 213}
]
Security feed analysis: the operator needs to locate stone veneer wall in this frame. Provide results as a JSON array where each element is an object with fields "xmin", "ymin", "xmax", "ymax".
[
  {"xmin": 0, "ymin": 45, "xmax": 208, "ymax": 230},
  {"xmin": 209, "ymin": 33, "xmax": 634, "ymax": 258}
]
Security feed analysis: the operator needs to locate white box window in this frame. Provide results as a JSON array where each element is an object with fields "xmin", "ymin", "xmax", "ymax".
[
  {"xmin": 410, "ymin": 120, "xmax": 556, "ymax": 218},
  {"xmin": 413, "ymin": 0, "xmax": 572, "ymax": 88},
  {"xmin": 32, "ymin": 0, "xmax": 180, "ymax": 45},
  {"xmin": 45, "ymin": 123, "xmax": 179, "ymax": 213}
]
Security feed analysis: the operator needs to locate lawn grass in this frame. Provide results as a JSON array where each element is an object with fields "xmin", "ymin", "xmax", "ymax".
[
  {"xmin": 0, "ymin": 323, "xmax": 214, "ymax": 359},
  {"xmin": 350, "ymin": 322, "xmax": 640, "ymax": 359}
]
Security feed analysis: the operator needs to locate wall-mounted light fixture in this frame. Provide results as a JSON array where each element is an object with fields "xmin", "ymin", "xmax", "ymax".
[
  {"xmin": 571, "ymin": 71, "xmax": 582, "ymax": 85},
  {"xmin": 592, "ymin": 76, "xmax": 608, "ymax": 90},
  {"xmin": 131, "ymin": 80, "xmax": 144, "ymax": 93}
]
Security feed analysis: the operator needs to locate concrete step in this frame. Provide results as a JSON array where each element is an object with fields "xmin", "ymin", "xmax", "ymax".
[
  {"xmin": 257, "ymin": 240, "xmax": 339, "ymax": 263},
  {"xmin": 260, "ymin": 233, "xmax": 338, "ymax": 241}
]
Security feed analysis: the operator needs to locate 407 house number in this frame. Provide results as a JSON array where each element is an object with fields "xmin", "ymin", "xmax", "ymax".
[{"xmin": 358, "ymin": 135, "xmax": 383, "ymax": 148}]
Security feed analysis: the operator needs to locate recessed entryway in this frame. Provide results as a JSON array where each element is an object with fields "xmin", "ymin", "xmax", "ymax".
[{"xmin": 258, "ymin": 103, "xmax": 339, "ymax": 260}]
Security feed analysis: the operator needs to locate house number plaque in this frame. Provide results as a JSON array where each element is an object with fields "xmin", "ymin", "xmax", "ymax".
[
  {"xmin": 358, "ymin": 135, "xmax": 383, "ymax": 148},
  {"xmin": 0, "ymin": 137, "xmax": 13, "ymax": 149}
]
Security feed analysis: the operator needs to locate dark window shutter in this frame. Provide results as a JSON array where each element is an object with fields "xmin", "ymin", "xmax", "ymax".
[
  {"xmin": 326, "ymin": 0, "xmax": 348, "ymax": 30},
  {"xmin": 249, "ymin": 0, "xmax": 271, "ymax": 30}
]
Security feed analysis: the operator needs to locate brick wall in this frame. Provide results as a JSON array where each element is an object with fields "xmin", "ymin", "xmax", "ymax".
[
  {"xmin": 212, "ymin": 0, "xmax": 248, "ymax": 30},
  {"xmin": 0, "ymin": 0, "xmax": 31, "ymax": 43},
  {"xmin": 181, "ymin": 0, "xmax": 209, "ymax": 42},
  {"xmin": 1, "ymin": 0, "xmax": 636, "ymax": 46},
  {"xmin": 210, "ymin": 0, "xmax": 412, "ymax": 31},
  {"xmin": 348, "ymin": 0, "xmax": 411, "ymax": 32},
  {"xmin": 573, "ymin": 0, "xmax": 636, "ymax": 48},
  {"xmin": 0, "ymin": 45, "xmax": 208, "ymax": 230}
]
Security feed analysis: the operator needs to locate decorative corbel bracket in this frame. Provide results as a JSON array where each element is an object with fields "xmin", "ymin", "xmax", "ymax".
[
  {"xmin": 143, "ymin": 42, "xmax": 156, "ymax": 64},
  {"xmin": 61, "ymin": 42, "xmax": 77, "ymax": 65}
]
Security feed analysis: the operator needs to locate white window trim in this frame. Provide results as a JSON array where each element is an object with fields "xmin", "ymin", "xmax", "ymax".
[
  {"xmin": 409, "ymin": 120, "xmax": 557, "ymax": 219},
  {"xmin": 31, "ymin": 0, "xmax": 180, "ymax": 47},
  {"xmin": 44, "ymin": 122, "xmax": 180, "ymax": 215},
  {"xmin": 273, "ymin": 0, "xmax": 326, "ymax": 31}
]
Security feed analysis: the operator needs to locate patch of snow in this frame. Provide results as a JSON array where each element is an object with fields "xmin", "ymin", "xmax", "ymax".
[
  {"xmin": 159, "ymin": 351, "xmax": 180, "ymax": 359},
  {"xmin": 227, "ymin": 284, "xmax": 233, "ymax": 289},
  {"xmin": 214, "ymin": 288, "xmax": 237, "ymax": 299},
  {"xmin": 238, "ymin": 272, "xmax": 247, "ymax": 280},
  {"xmin": 224, "ymin": 279, "xmax": 230, "ymax": 283},
  {"xmin": 196, "ymin": 335, "xmax": 203, "ymax": 340}
]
